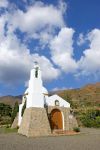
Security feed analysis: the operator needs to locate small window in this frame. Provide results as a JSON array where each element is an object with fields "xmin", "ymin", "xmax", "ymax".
[{"xmin": 55, "ymin": 100, "xmax": 59, "ymax": 106}]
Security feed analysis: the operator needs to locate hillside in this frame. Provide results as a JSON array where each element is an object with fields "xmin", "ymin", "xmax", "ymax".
[
  {"xmin": 0, "ymin": 95, "xmax": 22, "ymax": 107},
  {"xmin": 51, "ymin": 82, "xmax": 100, "ymax": 107},
  {"xmin": 0, "ymin": 82, "xmax": 100, "ymax": 107}
]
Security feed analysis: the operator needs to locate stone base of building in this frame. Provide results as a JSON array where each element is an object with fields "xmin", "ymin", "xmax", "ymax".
[
  {"xmin": 18, "ymin": 107, "xmax": 51, "ymax": 137},
  {"xmin": 11, "ymin": 113, "xmax": 18, "ymax": 129},
  {"xmin": 47, "ymin": 106, "xmax": 78, "ymax": 131}
]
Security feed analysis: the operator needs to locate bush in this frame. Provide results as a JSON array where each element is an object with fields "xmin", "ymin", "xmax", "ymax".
[
  {"xmin": 11, "ymin": 101, "xmax": 19, "ymax": 123},
  {"xmin": 0, "ymin": 103, "xmax": 12, "ymax": 117},
  {"xmin": 6, "ymin": 124, "xmax": 11, "ymax": 128},
  {"xmin": 94, "ymin": 116, "xmax": 100, "ymax": 128},
  {"xmin": 73, "ymin": 127, "xmax": 80, "ymax": 132},
  {"xmin": 80, "ymin": 109, "xmax": 100, "ymax": 128},
  {"xmin": 0, "ymin": 116, "xmax": 11, "ymax": 125}
]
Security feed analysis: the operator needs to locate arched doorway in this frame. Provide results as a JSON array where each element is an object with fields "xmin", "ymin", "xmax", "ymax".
[{"xmin": 50, "ymin": 109, "xmax": 63, "ymax": 130}]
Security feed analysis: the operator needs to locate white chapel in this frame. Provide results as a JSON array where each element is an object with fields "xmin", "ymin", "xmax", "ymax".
[{"xmin": 16, "ymin": 62, "xmax": 78, "ymax": 137}]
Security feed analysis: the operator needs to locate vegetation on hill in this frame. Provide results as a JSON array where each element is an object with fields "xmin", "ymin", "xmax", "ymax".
[
  {"xmin": 0, "ymin": 82, "xmax": 100, "ymax": 127},
  {"xmin": 0, "ymin": 103, "xmax": 12, "ymax": 117},
  {"xmin": 11, "ymin": 102, "xmax": 19, "ymax": 123},
  {"xmin": 0, "ymin": 103, "xmax": 12, "ymax": 125},
  {"xmin": 51, "ymin": 82, "xmax": 100, "ymax": 128},
  {"xmin": 0, "ymin": 96, "xmax": 22, "ymax": 107},
  {"xmin": 75, "ymin": 108, "xmax": 100, "ymax": 128},
  {"xmin": 54, "ymin": 82, "xmax": 100, "ymax": 108},
  {"xmin": 0, "ymin": 101, "xmax": 19, "ymax": 126}
]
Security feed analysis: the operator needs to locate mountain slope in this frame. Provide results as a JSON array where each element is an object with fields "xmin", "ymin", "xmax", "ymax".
[
  {"xmin": 51, "ymin": 82, "xmax": 100, "ymax": 107},
  {"xmin": 0, "ymin": 82, "xmax": 100, "ymax": 107},
  {"xmin": 0, "ymin": 95, "xmax": 22, "ymax": 107}
]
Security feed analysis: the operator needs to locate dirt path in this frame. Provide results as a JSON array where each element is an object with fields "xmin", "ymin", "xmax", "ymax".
[{"xmin": 0, "ymin": 128, "xmax": 100, "ymax": 150}]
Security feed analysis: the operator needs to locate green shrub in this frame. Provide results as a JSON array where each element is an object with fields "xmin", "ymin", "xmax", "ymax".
[
  {"xmin": 80, "ymin": 109, "xmax": 100, "ymax": 128},
  {"xmin": 6, "ymin": 124, "xmax": 11, "ymax": 128},
  {"xmin": 94, "ymin": 116, "xmax": 100, "ymax": 128},
  {"xmin": 0, "ymin": 103, "xmax": 12, "ymax": 117},
  {"xmin": 0, "ymin": 116, "xmax": 11, "ymax": 125},
  {"xmin": 11, "ymin": 101, "xmax": 19, "ymax": 123},
  {"xmin": 73, "ymin": 127, "xmax": 80, "ymax": 132}
]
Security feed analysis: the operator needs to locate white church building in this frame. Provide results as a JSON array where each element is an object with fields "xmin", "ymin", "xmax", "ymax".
[{"xmin": 16, "ymin": 63, "xmax": 78, "ymax": 137}]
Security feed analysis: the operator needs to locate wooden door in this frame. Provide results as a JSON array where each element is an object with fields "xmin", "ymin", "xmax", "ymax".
[{"xmin": 50, "ymin": 109, "xmax": 63, "ymax": 130}]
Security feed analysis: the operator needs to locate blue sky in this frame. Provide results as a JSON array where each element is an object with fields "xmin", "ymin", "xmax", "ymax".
[{"xmin": 0, "ymin": 0, "xmax": 100, "ymax": 96}]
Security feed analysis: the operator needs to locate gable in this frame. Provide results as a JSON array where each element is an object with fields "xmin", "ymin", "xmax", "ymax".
[{"xmin": 46, "ymin": 94, "xmax": 70, "ymax": 108}]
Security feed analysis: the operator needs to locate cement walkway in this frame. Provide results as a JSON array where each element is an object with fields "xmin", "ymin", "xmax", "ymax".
[{"xmin": 0, "ymin": 128, "xmax": 100, "ymax": 150}]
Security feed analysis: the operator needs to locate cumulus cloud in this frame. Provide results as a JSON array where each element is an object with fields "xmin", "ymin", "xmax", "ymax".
[
  {"xmin": 8, "ymin": 2, "xmax": 65, "ymax": 36},
  {"xmin": 52, "ymin": 86, "xmax": 72, "ymax": 91},
  {"xmin": 50, "ymin": 27, "xmax": 77, "ymax": 73},
  {"xmin": 31, "ymin": 54, "xmax": 60, "ymax": 81},
  {"xmin": 6, "ymin": 1, "xmax": 67, "ymax": 49},
  {"xmin": 77, "ymin": 33, "xmax": 86, "ymax": 46},
  {"xmin": 0, "ymin": 0, "xmax": 99, "ymax": 89},
  {"xmin": 78, "ymin": 29, "xmax": 100, "ymax": 77},
  {"xmin": 0, "ymin": 34, "xmax": 31, "ymax": 85},
  {"xmin": 0, "ymin": 16, "xmax": 6, "ymax": 41},
  {"xmin": 22, "ymin": 0, "xmax": 35, "ymax": 5},
  {"xmin": 0, "ymin": 33, "xmax": 60, "ymax": 86},
  {"xmin": 0, "ymin": 1, "xmax": 66, "ymax": 86},
  {"xmin": 0, "ymin": 0, "xmax": 8, "ymax": 8}
]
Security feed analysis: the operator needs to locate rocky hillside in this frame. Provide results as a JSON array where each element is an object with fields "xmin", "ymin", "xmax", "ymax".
[{"xmin": 0, "ymin": 82, "xmax": 100, "ymax": 107}]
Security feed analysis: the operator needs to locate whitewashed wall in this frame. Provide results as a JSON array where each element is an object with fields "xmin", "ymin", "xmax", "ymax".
[{"xmin": 46, "ymin": 95, "xmax": 70, "ymax": 108}]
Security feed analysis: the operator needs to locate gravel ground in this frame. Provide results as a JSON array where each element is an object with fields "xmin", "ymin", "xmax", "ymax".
[{"xmin": 0, "ymin": 128, "xmax": 100, "ymax": 150}]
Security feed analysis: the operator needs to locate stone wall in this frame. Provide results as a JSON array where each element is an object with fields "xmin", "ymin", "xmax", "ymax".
[
  {"xmin": 11, "ymin": 113, "xmax": 18, "ymax": 129},
  {"xmin": 18, "ymin": 107, "xmax": 51, "ymax": 137},
  {"xmin": 18, "ymin": 106, "xmax": 78, "ymax": 137},
  {"xmin": 69, "ymin": 115, "xmax": 78, "ymax": 130},
  {"xmin": 47, "ymin": 106, "xmax": 78, "ymax": 131}
]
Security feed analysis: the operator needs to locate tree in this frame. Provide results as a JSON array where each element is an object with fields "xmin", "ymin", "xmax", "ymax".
[
  {"xmin": 65, "ymin": 94, "xmax": 74, "ymax": 108},
  {"xmin": 11, "ymin": 101, "xmax": 19, "ymax": 123},
  {"xmin": 0, "ymin": 103, "xmax": 12, "ymax": 117}
]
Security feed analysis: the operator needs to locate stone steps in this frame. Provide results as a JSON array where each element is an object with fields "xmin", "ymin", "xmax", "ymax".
[{"xmin": 52, "ymin": 130, "xmax": 78, "ymax": 135}]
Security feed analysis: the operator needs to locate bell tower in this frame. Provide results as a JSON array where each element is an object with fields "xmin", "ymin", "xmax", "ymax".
[
  {"xmin": 26, "ymin": 62, "xmax": 44, "ymax": 108},
  {"xmin": 18, "ymin": 62, "xmax": 51, "ymax": 137}
]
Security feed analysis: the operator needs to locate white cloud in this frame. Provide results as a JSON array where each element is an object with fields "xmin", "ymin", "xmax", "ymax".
[
  {"xmin": 78, "ymin": 29, "xmax": 100, "ymax": 77},
  {"xmin": 50, "ymin": 27, "xmax": 77, "ymax": 72},
  {"xmin": 0, "ymin": 0, "xmax": 8, "ymax": 8},
  {"xmin": 31, "ymin": 54, "xmax": 60, "ymax": 81},
  {"xmin": 0, "ymin": 35, "xmax": 31, "ymax": 85},
  {"xmin": 9, "ymin": 2, "xmax": 65, "ymax": 35},
  {"xmin": 0, "ymin": 33, "xmax": 60, "ymax": 86},
  {"xmin": 77, "ymin": 33, "xmax": 86, "ymax": 46},
  {"xmin": 0, "ymin": 16, "xmax": 6, "ymax": 41},
  {"xmin": 0, "ymin": 0, "xmax": 99, "ymax": 89},
  {"xmin": 58, "ymin": 0, "xmax": 67, "ymax": 14},
  {"xmin": 52, "ymin": 86, "xmax": 72, "ymax": 91},
  {"xmin": 5, "ymin": 1, "xmax": 67, "ymax": 50},
  {"xmin": 0, "ymin": 1, "xmax": 66, "ymax": 86}
]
